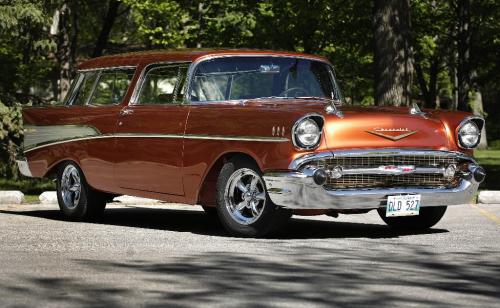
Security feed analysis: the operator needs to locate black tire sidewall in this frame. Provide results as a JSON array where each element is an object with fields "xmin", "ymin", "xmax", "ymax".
[
  {"xmin": 216, "ymin": 158, "xmax": 291, "ymax": 237},
  {"xmin": 56, "ymin": 161, "xmax": 106, "ymax": 221},
  {"xmin": 57, "ymin": 162, "xmax": 89, "ymax": 220},
  {"xmin": 377, "ymin": 206, "xmax": 447, "ymax": 230}
]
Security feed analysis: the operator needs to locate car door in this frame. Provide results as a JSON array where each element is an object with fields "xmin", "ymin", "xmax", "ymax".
[{"xmin": 113, "ymin": 62, "xmax": 190, "ymax": 195}]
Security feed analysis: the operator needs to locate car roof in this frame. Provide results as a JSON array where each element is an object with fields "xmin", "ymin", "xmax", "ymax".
[{"xmin": 78, "ymin": 48, "xmax": 330, "ymax": 70}]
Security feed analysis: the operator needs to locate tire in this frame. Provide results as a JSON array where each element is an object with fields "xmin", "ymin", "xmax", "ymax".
[
  {"xmin": 56, "ymin": 162, "xmax": 107, "ymax": 221},
  {"xmin": 215, "ymin": 157, "xmax": 292, "ymax": 237},
  {"xmin": 377, "ymin": 206, "xmax": 447, "ymax": 230},
  {"xmin": 201, "ymin": 206, "xmax": 217, "ymax": 216}
]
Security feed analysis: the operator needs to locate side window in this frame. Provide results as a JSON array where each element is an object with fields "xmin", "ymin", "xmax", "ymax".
[
  {"xmin": 137, "ymin": 64, "xmax": 188, "ymax": 105},
  {"xmin": 64, "ymin": 72, "xmax": 98, "ymax": 106},
  {"xmin": 89, "ymin": 69, "xmax": 135, "ymax": 106}
]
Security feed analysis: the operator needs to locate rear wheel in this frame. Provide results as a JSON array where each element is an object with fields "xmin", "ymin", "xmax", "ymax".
[
  {"xmin": 216, "ymin": 158, "xmax": 291, "ymax": 237},
  {"xmin": 377, "ymin": 206, "xmax": 447, "ymax": 230},
  {"xmin": 56, "ymin": 162, "xmax": 107, "ymax": 221}
]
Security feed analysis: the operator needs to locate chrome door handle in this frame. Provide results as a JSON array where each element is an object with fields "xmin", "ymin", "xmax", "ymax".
[{"xmin": 120, "ymin": 109, "xmax": 134, "ymax": 116}]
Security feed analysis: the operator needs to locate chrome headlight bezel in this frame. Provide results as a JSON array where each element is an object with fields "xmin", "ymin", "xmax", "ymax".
[
  {"xmin": 292, "ymin": 114, "xmax": 324, "ymax": 150},
  {"xmin": 456, "ymin": 116, "xmax": 484, "ymax": 149}
]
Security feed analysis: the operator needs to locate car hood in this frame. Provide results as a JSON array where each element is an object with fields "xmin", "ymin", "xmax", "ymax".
[
  {"xmin": 322, "ymin": 106, "xmax": 454, "ymax": 150},
  {"xmin": 244, "ymin": 99, "xmax": 460, "ymax": 151}
]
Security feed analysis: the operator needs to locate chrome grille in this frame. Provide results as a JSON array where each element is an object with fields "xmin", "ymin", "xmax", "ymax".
[{"xmin": 307, "ymin": 154, "xmax": 464, "ymax": 189}]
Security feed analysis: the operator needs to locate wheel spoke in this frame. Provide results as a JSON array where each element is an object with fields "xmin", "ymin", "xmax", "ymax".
[
  {"xmin": 250, "ymin": 201, "xmax": 260, "ymax": 217},
  {"xmin": 235, "ymin": 201, "xmax": 247, "ymax": 211},
  {"xmin": 249, "ymin": 176, "xmax": 259, "ymax": 192},
  {"xmin": 236, "ymin": 180, "xmax": 248, "ymax": 194},
  {"xmin": 255, "ymin": 192, "xmax": 266, "ymax": 201}
]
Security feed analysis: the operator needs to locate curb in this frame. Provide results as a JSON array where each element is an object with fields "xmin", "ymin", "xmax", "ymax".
[
  {"xmin": 0, "ymin": 191, "xmax": 25, "ymax": 204},
  {"xmin": 2, "ymin": 190, "xmax": 500, "ymax": 205},
  {"xmin": 478, "ymin": 191, "xmax": 500, "ymax": 204},
  {"xmin": 34, "ymin": 191, "xmax": 163, "ymax": 205}
]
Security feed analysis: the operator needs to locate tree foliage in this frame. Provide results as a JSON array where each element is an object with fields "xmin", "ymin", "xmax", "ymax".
[{"xmin": 0, "ymin": 0, "xmax": 499, "ymax": 177}]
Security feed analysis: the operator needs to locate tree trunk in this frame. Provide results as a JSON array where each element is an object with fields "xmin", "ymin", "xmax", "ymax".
[
  {"xmin": 456, "ymin": 0, "xmax": 472, "ymax": 111},
  {"xmin": 54, "ymin": 2, "xmax": 73, "ymax": 101},
  {"xmin": 373, "ymin": 0, "xmax": 413, "ymax": 106},
  {"xmin": 471, "ymin": 90, "xmax": 488, "ymax": 149},
  {"xmin": 92, "ymin": 0, "xmax": 121, "ymax": 58}
]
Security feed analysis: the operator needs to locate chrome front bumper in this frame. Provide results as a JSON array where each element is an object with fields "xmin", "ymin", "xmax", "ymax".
[{"xmin": 263, "ymin": 149, "xmax": 483, "ymax": 210}]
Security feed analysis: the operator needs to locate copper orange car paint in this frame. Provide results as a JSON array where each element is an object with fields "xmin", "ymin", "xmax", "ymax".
[{"xmin": 18, "ymin": 49, "xmax": 485, "ymax": 236}]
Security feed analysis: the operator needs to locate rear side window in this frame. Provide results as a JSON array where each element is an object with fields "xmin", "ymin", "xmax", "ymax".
[
  {"xmin": 64, "ymin": 72, "xmax": 98, "ymax": 106},
  {"xmin": 89, "ymin": 69, "xmax": 135, "ymax": 106},
  {"xmin": 137, "ymin": 64, "xmax": 189, "ymax": 105}
]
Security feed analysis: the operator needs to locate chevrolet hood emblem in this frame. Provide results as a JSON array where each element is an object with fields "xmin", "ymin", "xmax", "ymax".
[{"xmin": 366, "ymin": 128, "xmax": 418, "ymax": 141}]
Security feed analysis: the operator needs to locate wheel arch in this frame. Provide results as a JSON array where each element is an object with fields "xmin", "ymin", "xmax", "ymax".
[{"xmin": 196, "ymin": 151, "xmax": 261, "ymax": 207}]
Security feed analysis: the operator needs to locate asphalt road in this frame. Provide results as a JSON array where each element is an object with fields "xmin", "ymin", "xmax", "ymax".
[{"xmin": 0, "ymin": 202, "xmax": 499, "ymax": 308}]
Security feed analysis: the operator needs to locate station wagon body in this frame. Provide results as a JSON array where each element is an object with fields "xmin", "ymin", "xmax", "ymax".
[{"xmin": 18, "ymin": 49, "xmax": 486, "ymax": 236}]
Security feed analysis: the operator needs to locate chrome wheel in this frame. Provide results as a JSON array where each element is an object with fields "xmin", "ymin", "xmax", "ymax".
[
  {"xmin": 61, "ymin": 164, "xmax": 81, "ymax": 209},
  {"xmin": 224, "ymin": 168, "xmax": 266, "ymax": 225}
]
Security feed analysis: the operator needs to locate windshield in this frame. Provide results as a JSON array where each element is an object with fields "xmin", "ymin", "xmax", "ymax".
[{"xmin": 189, "ymin": 56, "xmax": 342, "ymax": 102}]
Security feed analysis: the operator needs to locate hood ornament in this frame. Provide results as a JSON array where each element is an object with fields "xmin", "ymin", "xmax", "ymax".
[
  {"xmin": 325, "ymin": 92, "xmax": 343, "ymax": 118},
  {"xmin": 409, "ymin": 103, "xmax": 427, "ymax": 118},
  {"xmin": 366, "ymin": 128, "xmax": 418, "ymax": 141}
]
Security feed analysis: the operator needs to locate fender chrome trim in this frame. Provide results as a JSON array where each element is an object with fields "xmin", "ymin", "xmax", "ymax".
[{"xmin": 23, "ymin": 126, "xmax": 289, "ymax": 153}]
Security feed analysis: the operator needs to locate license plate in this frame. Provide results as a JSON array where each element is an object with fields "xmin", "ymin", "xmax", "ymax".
[{"xmin": 386, "ymin": 195, "xmax": 421, "ymax": 217}]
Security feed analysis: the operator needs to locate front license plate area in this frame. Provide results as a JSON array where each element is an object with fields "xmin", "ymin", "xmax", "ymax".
[{"xmin": 386, "ymin": 195, "xmax": 421, "ymax": 217}]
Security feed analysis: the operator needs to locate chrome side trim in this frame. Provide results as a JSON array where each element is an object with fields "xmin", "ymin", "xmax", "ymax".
[
  {"xmin": 289, "ymin": 149, "xmax": 476, "ymax": 170},
  {"xmin": 23, "ymin": 129, "xmax": 289, "ymax": 153},
  {"xmin": 16, "ymin": 158, "xmax": 33, "ymax": 177}
]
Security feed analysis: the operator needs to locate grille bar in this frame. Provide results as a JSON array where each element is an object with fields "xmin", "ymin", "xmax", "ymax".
[{"xmin": 306, "ymin": 154, "xmax": 465, "ymax": 189}]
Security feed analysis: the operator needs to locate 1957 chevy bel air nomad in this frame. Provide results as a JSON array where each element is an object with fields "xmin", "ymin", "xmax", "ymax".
[{"xmin": 18, "ymin": 49, "xmax": 486, "ymax": 237}]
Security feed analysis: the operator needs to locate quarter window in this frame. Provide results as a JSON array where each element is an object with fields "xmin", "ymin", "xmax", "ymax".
[
  {"xmin": 89, "ymin": 69, "xmax": 135, "ymax": 106},
  {"xmin": 137, "ymin": 64, "xmax": 188, "ymax": 105},
  {"xmin": 64, "ymin": 72, "xmax": 98, "ymax": 106}
]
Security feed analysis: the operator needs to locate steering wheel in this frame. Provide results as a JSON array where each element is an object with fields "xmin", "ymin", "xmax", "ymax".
[{"xmin": 278, "ymin": 87, "xmax": 309, "ymax": 97}]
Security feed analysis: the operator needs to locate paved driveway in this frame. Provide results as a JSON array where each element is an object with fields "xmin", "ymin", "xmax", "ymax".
[{"xmin": 0, "ymin": 202, "xmax": 499, "ymax": 307}]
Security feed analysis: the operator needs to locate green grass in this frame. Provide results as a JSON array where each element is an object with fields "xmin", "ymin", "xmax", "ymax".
[
  {"xmin": 23, "ymin": 194, "xmax": 40, "ymax": 203},
  {"xmin": 474, "ymin": 149, "xmax": 500, "ymax": 190},
  {"xmin": 0, "ymin": 178, "xmax": 55, "ymax": 195}
]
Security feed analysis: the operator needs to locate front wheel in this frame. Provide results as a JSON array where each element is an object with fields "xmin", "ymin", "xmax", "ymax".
[
  {"xmin": 216, "ymin": 158, "xmax": 291, "ymax": 237},
  {"xmin": 377, "ymin": 206, "xmax": 447, "ymax": 230},
  {"xmin": 56, "ymin": 162, "xmax": 107, "ymax": 221}
]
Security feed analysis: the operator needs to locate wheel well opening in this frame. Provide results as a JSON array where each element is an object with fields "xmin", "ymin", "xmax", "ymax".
[{"xmin": 197, "ymin": 152, "xmax": 259, "ymax": 207}]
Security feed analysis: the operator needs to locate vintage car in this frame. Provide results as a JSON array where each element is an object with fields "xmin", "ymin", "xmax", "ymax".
[{"xmin": 18, "ymin": 49, "xmax": 486, "ymax": 237}]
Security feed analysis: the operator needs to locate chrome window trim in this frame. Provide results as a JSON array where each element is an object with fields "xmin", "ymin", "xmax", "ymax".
[
  {"xmin": 86, "ymin": 67, "xmax": 137, "ymax": 107},
  {"xmin": 185, "ymin": 54, "xmax": 336, "ymax": 105},
  {"xmin": 64, "ymin": 73, "xmax": 85, "ymax": 106},
  {"xmin": 456, "ymin": 116, "xmax": 485, "ymax": 149},
  {"xmin": 79, "ymin": 65, "xmax": 137, "ymax": 72},
  {"xmin": 291, "ymin": 113, "xmax": 325, "ymax": 150},
  {"xmin": 129, "ymin": 61, "xmax": 192, "ymax": 106},
  {"xmin": 289, "ymin": 149, "xmax": 477, "ymax": 170}
]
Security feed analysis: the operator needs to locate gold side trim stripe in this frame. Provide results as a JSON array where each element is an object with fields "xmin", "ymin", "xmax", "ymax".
[{"xmin": 24, "ymin": 133, "xmax": 289, "ymax": 153}]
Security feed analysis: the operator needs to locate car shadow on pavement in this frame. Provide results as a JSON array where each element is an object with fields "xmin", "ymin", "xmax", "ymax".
[
  {"xmin": 2, "ymin": 246, "xmax": 499, "ymax": 307},
  {"xmin": 0, "ymin": 207, "xmax": 447, "ymax": 239}
]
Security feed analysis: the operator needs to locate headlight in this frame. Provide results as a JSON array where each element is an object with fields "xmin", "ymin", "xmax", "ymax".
[
  {"xmin": 458, "ymin": 120, "xmax": 481, "ymax": 148},
  {"xmin": 292, "ymin": 115, "xmax": 323, "ymax": 149}
]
